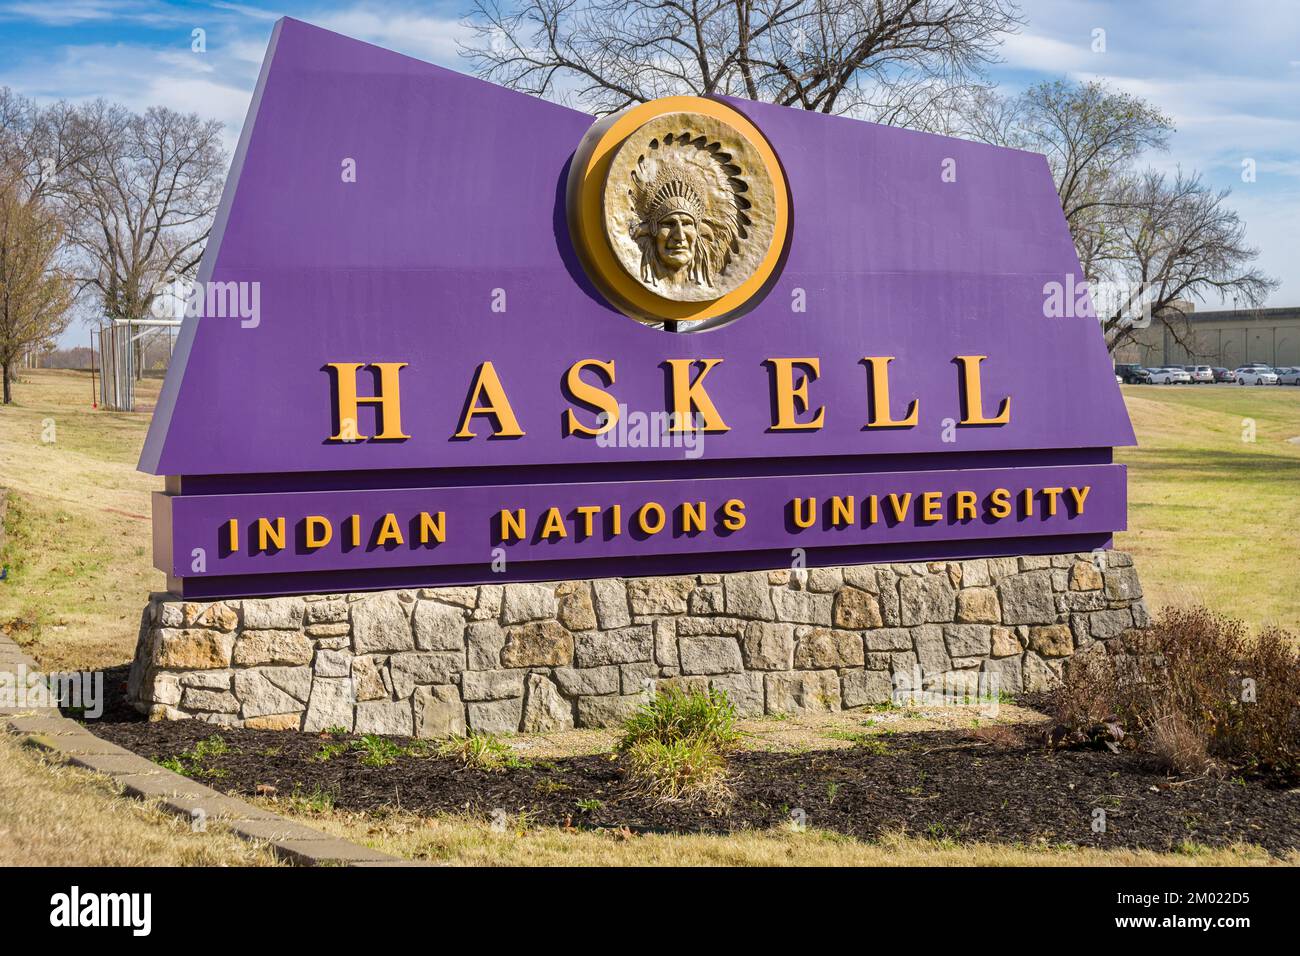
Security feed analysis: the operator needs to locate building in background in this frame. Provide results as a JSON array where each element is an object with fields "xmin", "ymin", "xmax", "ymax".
[{"xmin": 1114, "ymin": 306, "xmax": 1300, "ymax": 368}]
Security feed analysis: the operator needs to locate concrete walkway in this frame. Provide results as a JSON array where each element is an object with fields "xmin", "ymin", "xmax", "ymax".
[{"xmin": 0, "ymin": 632, "xmax": 412, "ymax": 866}]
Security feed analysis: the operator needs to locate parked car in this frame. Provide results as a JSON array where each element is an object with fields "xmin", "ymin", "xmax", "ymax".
[
  {"xmin": 1149, "ymin": 366, "xmax": 1192, "ymax": 384},
  {"xmin": 1114, "ymin": 363, "xmax": 1148, "ymax": 384},
  {"xmin": 1212, "ymin": 367, "xmax": 1234, "ymax": 383},
  {"xmin": 1235, "ymin": 367, "xmax": 1279, "ymax": 385},
  {"xmin": 1276, "ymin": 367, "xmax": 1300, "ymax": 385},
  {"xmin": 1182, "ymin": 365, "xmax": 1215, "ymax": 383}
]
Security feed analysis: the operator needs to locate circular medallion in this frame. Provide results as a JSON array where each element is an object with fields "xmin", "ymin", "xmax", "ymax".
[{"xmin": 567, "ymin": 97, "xmax": 789, "ymax": 329}]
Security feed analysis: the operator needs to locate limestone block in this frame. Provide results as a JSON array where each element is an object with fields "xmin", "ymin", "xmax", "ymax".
[
  {"xmin": 955, "ymin": 587, "xmax": 1000, "ymax": 624},
  {"xmin": 1028, "ymin": 624, "xmax": 1073, "ymax": 658},
  {"xmin": 740, "ymin": 621, "xmax": 795, "ymax": 671},
  {"xmin": 355, "ymin": 698, "xmax": 413, "ymax": 736},
  {"xmin": 466, "ymin": 621, "xmax": 507, "ymax": 670},
  {"xmin": 899, "ymin": 576, "xmax": 956, "ymax": 625},
  {"xmin": 574, "ymin": 626, "xmax": 653, "ymax": 666},
  {"xmin": 833, "ymin": 587, "xmax": 883, "ymax": 629},
  {"xmin": 678, "ymin": 634, "xmax": 744, "ymax": 675},
  {"xmin": 501, "ymin": 583, "xmax": 559, "ymax": 624},
  {"xmin": 723, "ymin": 571, "xmax": 775, "ymax": 620},
  {"xmin": 413, "ymin": 685, "xmax": 465, "ymax": 739},
  {"xmin": 837, "ymin": 669, "xmax": 888, "ymax": 708},
  {"xmin": 553, "ymin": 666, "xmax": 620, "ymax": 697},
  {"xmin": 302, "ymin": 677, "xmax": 355, "ymax": 733},
  {"xmin": 351, "ymin": 593, "xmax": 414, "ymax": 654},
  {"xmin": 765, "ymin": 670, "xmax": 841, "ymax": 714},
  {"xmin": 793, "ymin": 628, "xmax": 863, "ymax": 669},
  {"xmin": 521, "ymin": 673, "xmax": 574, "ymax": 733},
  {"xmin": 557, "ymin": 582, "xmax": 597, "ymax": 631},
  {"xmin": 412, "ymin": 600, "xmax": 467, "ymax": 651},
  {"xmin": 627, "ymin": 575, "xmax": 694, "ymax": 615},
  {"xmin": 242, "ymin": 597, "xmax": 304, "ymax": 630},
  {"xmin": 467, "ymin": 697, "xmax": 523, "ymax": 734},
  {"xmin": 591, "ymin": 579, "xmax": 631, "ymax": 628},
  {"xmin": 388, "ymin": 652, "xmax": 463, "ymax": 698},
  {"xmin": 998, "ymin": 571, "xmax": 1057, "ymax": 625},
  {"xmin": 709, "ymin": 673, "xmax": 764, "ymax": 716},
  {"xmin": 461, "ymin": 669, "xmax": 528, "ymax": 702},
  {"xmin": 575, "ymin": 694, "xmax": 644, "ymax": 728},
  {"xmin": 500, "ymin": 620, "xmax": 573, "ymax": 667},
  {"xmin": 232, "ymin": 630, "xmax": 313, "ymax": 667},
  {"xmin": 156, "ymin": 629, "xmax": 234, "ymax": 670}
]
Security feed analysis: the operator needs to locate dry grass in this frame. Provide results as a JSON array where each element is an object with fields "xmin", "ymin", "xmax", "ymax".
[
  {"xmin": 0, "ymin": 731, "xmax": 277, "ymax": 867},
  {"xmin": 1116, "ymin": 384, "xmax": 1300, "ymax": 629},
  {"xmin": 0, "ymin": 369, "xmax": 165, "ymax": 670},
  {"xmin": 262, "ymin": 804, "xmax": 1297, "ymax": 867}
]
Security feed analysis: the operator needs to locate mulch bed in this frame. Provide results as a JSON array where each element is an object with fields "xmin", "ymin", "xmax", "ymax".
[{"xmin": 87, "ymin": 710, "xmax": 1300, "ymax": 855}]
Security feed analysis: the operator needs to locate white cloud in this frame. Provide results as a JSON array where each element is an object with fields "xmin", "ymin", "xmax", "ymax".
[
  {"xmin": 309, "ymin": 8, "xmax": 472, "ymax": 66},
  {"xmin": 998, "ymin": 30, "xmax": 1097, "ymax": 73},
  {"xmin": 0, "ymin": 0, "xmax": 187, "ymax": 26}
]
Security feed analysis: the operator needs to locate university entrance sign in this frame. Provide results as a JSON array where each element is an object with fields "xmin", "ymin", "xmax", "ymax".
[{"xmin": 142, "ymin": 18, "xmax": 1134, "ymax": 600}]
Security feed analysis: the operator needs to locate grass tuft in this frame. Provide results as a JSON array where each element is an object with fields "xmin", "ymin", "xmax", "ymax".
[
  {"xmin": 438, "ymin": 734, "xmax": 528, "ymax": 771},
  {"xmin": 617, "ymin": 688, "xmax": 739, "ymax": 810}
]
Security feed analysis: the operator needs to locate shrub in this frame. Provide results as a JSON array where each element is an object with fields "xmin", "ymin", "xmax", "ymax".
[
  {"xmin": 1054, "ymin": 607, "xmax": 1299, "ymax": 781},
  {"xmin": 617, "ymin": 686, "xmax": 739, "ymax": 753},
  {"xmin": 621, "ymin": 737, "xmax": 732, "ymax": 810},
  {"xmin": 617, "ymin": 687, "xmax": 739, "ymax": 809}
]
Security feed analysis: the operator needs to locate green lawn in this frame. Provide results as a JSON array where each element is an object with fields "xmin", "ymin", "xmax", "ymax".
[{"xmin": 1115, "ymin": 384, "xmax": 1300, "ymax": 629}]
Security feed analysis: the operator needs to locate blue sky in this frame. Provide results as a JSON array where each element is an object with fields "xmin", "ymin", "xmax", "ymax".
[{"xmin": 2, "ymin": 0, "xmax": 1296, "ymax": 334}]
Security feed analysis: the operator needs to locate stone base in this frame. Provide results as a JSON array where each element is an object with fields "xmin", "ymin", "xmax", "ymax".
[{"xmin": 127, "ymin": 552, "xmax": 1147, "ymax": 736}]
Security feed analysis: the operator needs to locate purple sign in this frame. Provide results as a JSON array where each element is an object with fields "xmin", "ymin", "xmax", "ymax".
[{"xmin": 143, "ymin": 18, "xmax": 1134, "ymax": 598}]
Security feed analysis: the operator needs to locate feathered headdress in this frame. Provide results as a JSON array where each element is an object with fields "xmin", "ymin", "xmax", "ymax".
[{"xmin": 627, "ymin": 131, "xmax": 745, "ymax": 289}]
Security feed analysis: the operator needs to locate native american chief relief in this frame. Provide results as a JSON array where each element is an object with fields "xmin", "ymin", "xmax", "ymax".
[{"xmin": 602, "ymin": 111, "xmax": 779, "ymax": 304}]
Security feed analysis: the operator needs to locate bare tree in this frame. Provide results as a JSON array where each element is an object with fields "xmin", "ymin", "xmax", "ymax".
[
  {"xmin": 59, "ymin": 101, "xmax": 225, "ymax": 375},
  {"xmin": 1097, "ymin": 170, "xmax": 1275, "ymax": 356},
  {"xmin": 464, "ymin": 0, "xmax": 1022, "ymax": 118},
  {"xmin": 0, "ymin": 174, "xmax": 74, "ymax": 403},
  {"xmin": 950, "ymin": 79, "xmax": 1272, "ymax": 353}
]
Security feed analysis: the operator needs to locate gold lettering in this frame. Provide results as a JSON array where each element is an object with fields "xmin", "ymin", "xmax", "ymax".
[
  {"xmin": 563, "ymin": 359, "xmax": 619, "ymax": 437},
  {"xmin": 637, "ymin": 502, "xmax": 666, "ymax": 535},
  {"xmin": 539, "ymin": 507, "xmax": 567, "ymax": 540},
  {"xmin": 305, "ymin": 515, "xmax": 332, "ymax": 549},
  {"xmin": 454, "ymin": 361, "xmax": 525, "ymax": 438},
  {"xmin": 988, "ymin": 489, "xmax": 1011, "ymax": 519},
  {"xmin": 886, "ymin": 492, "xmax": 912, "ymax": 522},
  {"xmin": 1041, "ymin": 487, "xmax": 1064, "ymax": 517},
  {"xmin": 327, "ymin": 362, "xmax": 410, "ymax": 440},
  {"xmin": 791, "ymin": 497, "xmax": 816, "ymax": 529},
  {"xmin": 665, "ymin": 358, "xmax": 729, "ymax": 433},
  {"xmin": 375, "ymin": 512, "xmax": 404, "ymax": 546},
  {"xmin": 862, "ymin": 357, "xmax": 919, "ymax": 428},
  {"xmin": 829, "ymin": 495, "xmax": 854, "ymax": 527},
  {"xmin": 418, "ymin": 512, "xmax": 445, "ymax": 544},
  {"xmin": 681, "ymin": 501, "xmax": 706, "ymax": 533},
  {"xmin": 499, "ymin": 508, "xmax": 527, "ymax": 542},
  {"xmin": 955, "ymin": 355, "xmax": 1011, "ymax": 425},
  {"xmin": 766, "ymin": 357, "xmax": 825, "ymax": 431},
  {"xmin": 257, "ymin": 517, "xmax": 285, "ymax": 551}
]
